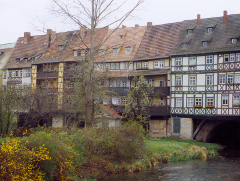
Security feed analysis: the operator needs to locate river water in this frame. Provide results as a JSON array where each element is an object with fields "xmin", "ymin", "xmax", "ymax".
[{"xmin": 105, "ymin": 154, "xmax": 240, "ymax": 181}]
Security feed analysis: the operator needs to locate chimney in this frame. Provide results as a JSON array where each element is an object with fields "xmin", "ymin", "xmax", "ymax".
[
  {"xmin": 197, "ymin": 14, "xmax": 201, "ymax": 25},
  {"xmin": 223, "ymin": 10, "xmax": 228, "ymax": 25},
  {"xmin": 135, "ymin": 24, "xmax": 139, "ymax": 28},
  {"xmin": 122, "ymin": 25, "xmax": 126, "ymax": 28},
  {"xmin": 24, "ymin": 32, "xmax": 31, "ymax": 43},
  {"xmin": 147, "ymin": 22, "xmax": 152, "ymax": 30},
  {"xmin": 47, "ymin": 29, "xmax": 52, "ymax": 47}
]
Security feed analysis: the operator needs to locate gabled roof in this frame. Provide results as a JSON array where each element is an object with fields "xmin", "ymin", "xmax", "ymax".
[
  {"xmin": 101, "ymin": 104, "xmax": 121, "ymax": 119},
  {"xmin": 95, "ymin": 26, "xmax": 147, "ymax": 63},
  {"xmin": 134, "ymin": 22, "xmax": 182, "ymax": 59},
  {"xmin": 172, "ymin": 13, "xmax": 240, "ymax": 55},
  {"xmin": 5, "ymin": 34, "xmax": 49, "ymax": 69}
]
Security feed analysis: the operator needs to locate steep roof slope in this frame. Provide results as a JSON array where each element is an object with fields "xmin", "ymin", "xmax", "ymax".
[
  {"xmin": 172, "ymin": 13, "xmax": 240, "ymax": 55},
  {"xmin": 134, "ymin": 22, "xmax": 182, "ymax": 59}
]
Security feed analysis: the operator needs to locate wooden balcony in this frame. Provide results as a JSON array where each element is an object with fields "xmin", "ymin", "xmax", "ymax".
[
  {"xmin": 152, "ymin": 87, "xmax": 170, "ymax": 96},
  {"xmin": 149, "ymin": 105, "xmax": 170, "ymax": 116},
  {"xmin": 37, "ymin": 71, "xmax": 58, "ymax": 79},
  {"xmin": 102, "ymin": 87, "xmax": 130, "ymax": 96},
  {"xmin": 7, "ymin": 77, "xmax": 22, "ymax": 84}
]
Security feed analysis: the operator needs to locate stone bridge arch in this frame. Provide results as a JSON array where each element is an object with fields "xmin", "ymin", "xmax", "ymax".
[{"xmin": 195, "ymin": 119, "xmax": 240, "ymax": 146}]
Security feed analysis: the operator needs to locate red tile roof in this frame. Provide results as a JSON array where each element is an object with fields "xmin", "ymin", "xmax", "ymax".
[{"xmin": 102, "ymin": 104, "xmax": 121, "ymax": 118}]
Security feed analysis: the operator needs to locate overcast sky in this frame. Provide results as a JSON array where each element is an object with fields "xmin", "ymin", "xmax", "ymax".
[{"xmin": 1, "ymin": 0, "xmax": 240, "ymax": 44}]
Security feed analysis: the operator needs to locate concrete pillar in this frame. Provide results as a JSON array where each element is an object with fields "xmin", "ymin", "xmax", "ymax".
[{"xmin": 180, "ymin": 118, "xmax": 193, "ymax": 139}]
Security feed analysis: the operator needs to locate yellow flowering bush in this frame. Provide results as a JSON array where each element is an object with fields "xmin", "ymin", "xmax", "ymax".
[{"xmin": 0, "ymin": 138, "xmax": 50, "ymax": 180}]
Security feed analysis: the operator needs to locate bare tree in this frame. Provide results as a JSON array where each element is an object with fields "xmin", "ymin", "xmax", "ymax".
[{"xmin": 51, "ymin": 0, "xmax": 145, "ymax": 127}]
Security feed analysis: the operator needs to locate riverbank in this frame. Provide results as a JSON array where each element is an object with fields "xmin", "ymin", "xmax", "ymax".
[{"xmin": 116, "ymin": 137, "xmax": 221, "ymax": 174}]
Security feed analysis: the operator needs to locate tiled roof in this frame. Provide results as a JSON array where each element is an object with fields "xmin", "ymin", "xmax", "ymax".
[
  {"xmin": 102, "ymin": 104, "xmax": 121, "ymax": 118},
  {"xmin": 5, "ymin": 34, "xmax": 49, "ymax": 69},
  {"xmin": 95, "ymin": 26, "xmax": 147, "ymax": 62},
  {"xmin": 0, "ymin": 48, "xmax": 12, "ymax": 60},
  {"xmin": 172, "ymin": 13, "xmax": 240, "ymax": 55},
  {"xmin": 134, "ymin": 22, "xmax": 182, "ymax": 59}
]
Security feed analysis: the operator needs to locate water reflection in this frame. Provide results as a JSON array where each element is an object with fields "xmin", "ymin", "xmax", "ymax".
[{"xmin": 105, "ymin": 156, "xmax": 240, "ymax": 181}]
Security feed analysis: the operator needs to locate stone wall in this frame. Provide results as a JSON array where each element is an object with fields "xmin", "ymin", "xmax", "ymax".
[
  {"xmin": 149, "ymin": 119, "xmax": 170, "ymax": 137},
  {"xmin": 52, "ymin": 116, "xmax": 64, "ymax": 128},
  {"xmin": 180, "ymin": 118, "xmax": 193, "ymax": 139}
]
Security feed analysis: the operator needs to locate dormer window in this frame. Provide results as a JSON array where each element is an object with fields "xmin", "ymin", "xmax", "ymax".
[
  {"xmin": 202, "ymin": 41, "xmax": 209, "ymax": 46},
  {"xmin": 119, "ymin": 35, "xmax": 124, "ymax": 40},
  {"xmin": 232, "ymin": 38, "xmax": 238, "ymax": 44},
  {"xmin": 207, "ymin": 27, "xmax": 213, "ymax": 33},
  {"xmin": 73, "ymin": 50, "xmax": 78, "ymax": 57},
  {"xmin": 113, "ymin": 48, "xmax": 120, "ymax": 55},
  {"xmin": 16, "ymin": 58, "xmax": 20, "ymax": 63},
  {"xmin": 59, "ymin": 45, "xmax": 65, "ymax": 50},
  {"xmin": 187, "ymin": 29, "xmax": 193, "ymax": 35},
  {"xmin": 24, "ymin": 58, "xmax": 28, "ymax": 63},
  {"xmin": 182, "ymin": 43, "xmax": 187, "ymax": 48},
  {"xmin": 81, "ymin": 50, "xmax": 85, "ymax": 57},
  {"xmin": 125, "ymin": 46, "xmax": 133, "ymax": 55},
  {"xmin": 99, "ymin": 49, "xmax": 105, "ymax": 56}
]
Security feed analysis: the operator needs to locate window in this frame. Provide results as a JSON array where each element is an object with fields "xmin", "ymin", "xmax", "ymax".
[
  {"xmin": 195, "ymin": 98, "xmax": 202, "ymax": 107},
  {"xmin": 59, "ymin": 45, "xmax": 65, "ymax": 50},
  {"xmin": 160, "ymin": 98, "xmax": 164, "ymax": 105},
  {"xmin": 16, "ymin": 70, "xmax": 19, "ymax": 77},
  {"xmin": 224, "ymin": 54, "xmax": 229, "ymax": 62},
  {"xmin": 176, "ymin": 76, "xmax": 182, "ymax": 86},
  {"xmin": 136, "ymin": 62, "xmax": 142, "ymax": 69},
  {"xmin": 219, "ymin": 74, "xmax": 226, "ymax": 84},
  {"xmin": 235, "ymin": 74, "xmax": 240, "ymax": 84},
  {"xmin": 117, "ymin": 81, "xmax": 121, "ymax": 87},
  {"xmin": 115, "ymin": 63, "xmax": 120, "ymax": 69},
  {"xmin": 202, "ymin": 41, "xmax": 209, "ymax": 46},
  {"xmin": 206, "ymin": 98, "xmax": 214, "ymax": 107},
  {"xmin": 187, "ymin": 29, "xmax": 193, "ymax": 35},
  {"xmin": 99, "ymin": 49, "xmax": 105, "ymax": 56},
  {"xmin": 159, "ymin": 80, "xmax": 164, "ymax": 87},
  {"xmin": 143, "ymin": 62, "xmax": 148, "ymax": 69},
  {"xmin": 176, "ymin": 98, "xmax": 182, "ymax": 107},
  {"xmin": 8, "ymin": 71, "xmax": 12, "ymax": 78},
  {"xmin": 187, "ymin": 98, "xmax": 194, "ymax": 107},
  {"xmin": 222, "ymin": 95, "xmax": 228, "ymax": 105},
  {"xmin": 230, "ymin": 54, "xmax": 235, "ymax": 62},
  {"xmin": 123, "ymin": 62, "xmax": 129, "ymax": 69},
  {"xmin": 119, "ymin": 35, "xmax": 124, "ymax": 40},
  {"xmin": 125, "ymin": 47, "xmax": 133, "ymax": 55},
  {"xmin": 16, "ymin": 58, "xmax": 20, "ymax": 63},
  {"xmin": 237, "ymin": 53, "xmax": 240, "ymax": 61},
  {"xmin": 227, "ymin": 74, "xmax": 233, "ymax": 84},
  {"xmin": 233, "ymin": 95, "xmax": 240, "ymax": 105},
  {"xmin": 118, "ymin": 97, "xmax": 128, "ymax": 105},
  {"xmin": 148, "ymin": 79, "xmax": 154, "ymax": 86},
  {"xmin": 176, "ymin": 58, "xmax": 182, "ymax": 66},
  {"xmin": 110, "ymin": 63, "xmax": 119, "ymax": 70},
  {"xmin": 24, "ymin": 69, "xmax": 31, "ymax": 77},
  {"xmin": 206, "ymin": 75, "xmax": 213, "ymax": 85},
  {"xmin": 206, "ymin": 55, "xmax": 213, "ymax": 64},
  {"xmin": 154, "ymin": 61, "xmax": 164, "ymax": 68},
  {"xmin": 182, "ymin": 43, "xmax": 187, "ymax": 48},
  {"xmin": 189, "ymin": 75, "xmax": 196, "ymax": 86},
  {"xmin": 81, "ymin": 50, "xmax": 85, "ymax": 57},
  {"xmin": 3, "ymin": 71, "xmax": 6, "ymax": 79},
  {"xmin": 207, "ymin": 27, "xmax": 213, "ymax": 33},
  {"xmin": 232, "ymin": 38, "xmax": 238, "ymax": 44},
  {"xmin": 122, "ymin": 81, "xmax": 127, "ymax": 87},
  {"xmin": 99, "ymin": 63, "xmax": 106, "ymax": 70},
  {"xmin": 189, "ymin": 57, "xmax": 196, "ymax": 65},
  {"xmin": 113, "ymin": 48, "xmax": 120, "ymax": 55}
]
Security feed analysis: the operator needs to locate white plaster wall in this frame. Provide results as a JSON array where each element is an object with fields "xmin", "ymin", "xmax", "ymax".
[
  {"xmin": 183, "ymin": 75, "xmax": 188, "ymax": 86},
  {"xmin": 197, "ymin": 74, "xmax": 205, "ymax": 85},
  {"xmin": 197, "ymin": 66, "xmax": 205, "ymax": 71},
  {"xmin": 183, "ymin": 57, "xmax": 188, "ymax": 66},
  {"xmin": 197, "ymin": 56, "xmax": 205, "ymax": 65}
]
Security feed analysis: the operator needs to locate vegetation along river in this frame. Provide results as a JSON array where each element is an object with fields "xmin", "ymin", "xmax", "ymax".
[{"xmin": 106, "ymin": 148, "xmax": 240, "ymax": 181}]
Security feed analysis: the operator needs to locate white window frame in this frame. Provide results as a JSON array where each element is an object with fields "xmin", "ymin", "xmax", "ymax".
[
  {"xmin": 195, "ymin": 98, "xmax": 202, "ymax": 107},
  {"xmin": 99, "ymin": 49, "xmax": 105, "ymax": 56},
  {"xmin": 237, "ymin": 53, "xmax": 240, "ymax": 62},
  {"xmin": 81, "ymin": 50, "xmax": 85, "ymax": 57},
  {"xmin": 230, "ymin": 54, "xmax": 235, "ymax": 62},
  {"xmin": 206, "ymin": 55, "xmax": 213, "ymax": 64},
  {"xmin": 148, "ymin": 79, "xmax": 154, "ymax": 86},
  {"xmin": 206, "ymin": 75, "xmax": 213, "ymax": 85},
  {"xmin": 222, "ymin": 95, "xmax": 228, "ymax": 105},
  {"xmin": 24, "ymin": 69, "xmax": 31, "ymax": 77},
  {"xmin": 110, "ymin": 63, "xmax": 116, "ymax": 70},
  {"xmin": 224, "ymin": 54, "xmax": 229, "ymax": 62},
  {"xmin": 122, "ymin": 81, "xmax": 127, "ymax": 87},
  {"xmin": 123, "ymin": 62, "xmax": 129, "ymax": 69},
  {"xmin": 187, "ymin": 98, "xmax": 194, "ymax": 107},
  {"xmin": 202, "ymin": 41, "xmax": 208, "ymax": 46},
  {"xmin": 176, "ymin": 58, "xmax": 182, "ymax": 66},
  {"xmin": 189, "ymin": 75, "xmax": 196, "ymax": 86},
  {"xmin": 189, "ymin": 57, "xmax": 196, "ymax": 65},
  {"xmin": 125, "ymin": 47, "xmax": 133, "ymax": 55},
  {"xmin": 219, "ymin": 74, "xmax": 226, "ymax": 84},
  {"xmin": 235, "ymin": 74, "xmax": 240, "ymax": 84},
  {"xmin": 154, "ymin": 61, "xmax": 164, "ymax": 69},
  {"xmin": 136, "ymin": 62, "xmax": 142, "ymax": 69},
  {"xmin": 113, "ymin": 48, "xmax": 120, "ymax": 55},
  {"xmin": 187, "ymin": 29, "xmax": 193, "ymax": 35},
  {"xmin": 206, "ymin": 98, "xmax": 214, "ymax": 107},
  {"xmin": 227, "ymin": 74, "xmax": 233, "ymax": 84},
  {"xmin": 207, "ymin": 27, "xmax": 213, "ymax": 33},
  {"xmin": 176, "ymin": 76, "xmax": 182, "ymax": 86},
  {"xmin": 233, "ymin": 95, "xmax": 240, "ymax": 105},
  {"xmin": 143, "ymin": 62, "xmax": 148, "ymax": 69},
  {"xmin": 176, "ymin": 98, "xmax": 182, "ymax": 107},
  {"xmin": 73, "ymin": 50, "xmax": 78, "ymax": 57},
  {"xmin": 115, "ymin": 63, "xmax": 120, "ymax": 70},
  {"xmin": 232, "ymin": 38, "xmax": 237, "ymax": 44}
]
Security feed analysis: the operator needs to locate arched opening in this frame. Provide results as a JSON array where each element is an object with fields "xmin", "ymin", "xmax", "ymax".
[{"xmin": 206, "ymin": 121, "xmax": 240, "ymax": 147}]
